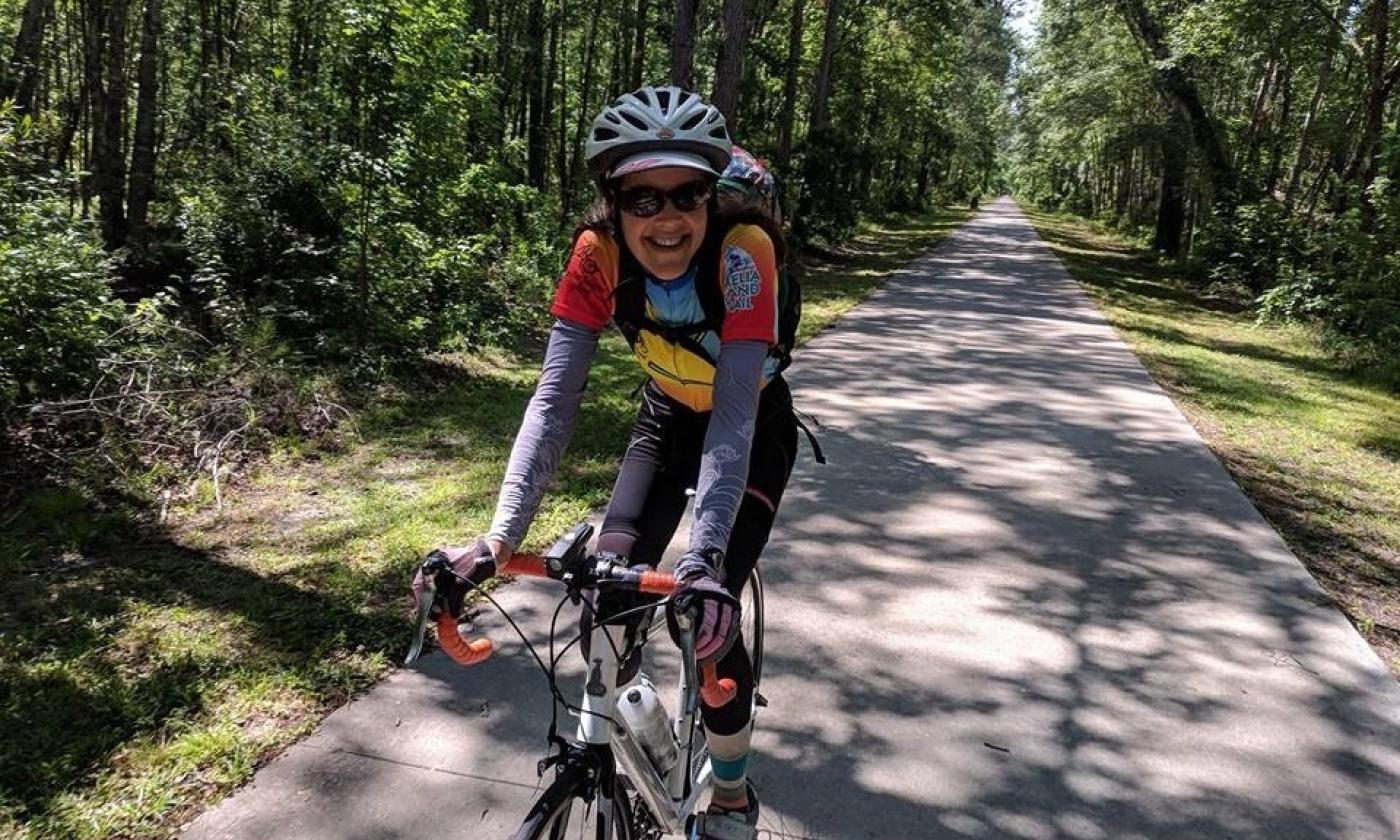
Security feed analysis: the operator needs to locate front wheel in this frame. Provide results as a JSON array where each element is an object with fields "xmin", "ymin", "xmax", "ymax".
[
  {"xmin": 741, "ymin": 566, "xmax": 764, "ymax": 690},
  {"xmin": 512, "ymin": 764, "xmax": 639, "ymax": 840}
]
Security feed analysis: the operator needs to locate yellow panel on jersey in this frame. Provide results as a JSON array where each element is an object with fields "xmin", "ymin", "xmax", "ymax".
[{"xmin": 631, "ymin": 328, "xmax": 718, "ymax": 412}]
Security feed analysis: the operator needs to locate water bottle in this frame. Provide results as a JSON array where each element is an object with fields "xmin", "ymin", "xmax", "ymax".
[{"xmin": 616, "ymin": 679, "xmax": 679, "ymax": 775}]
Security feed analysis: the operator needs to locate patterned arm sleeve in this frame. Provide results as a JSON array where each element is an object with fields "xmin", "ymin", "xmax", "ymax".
[
  {"xmin": 687, "ymin": 340, "xmax": 768, "ymax": 560},
  {"xmin": 487, "ymin": 319, "xmax": 599, "ymax": 549}
]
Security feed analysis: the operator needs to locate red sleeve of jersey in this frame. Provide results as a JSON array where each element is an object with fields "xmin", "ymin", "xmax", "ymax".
[
  {"xmin": 717, "ymin": 225, "xmax": 779, "ymax": 344},
  {"xmin": 550, "ymin": 230, "xmax": 618, "ymax": 332}
]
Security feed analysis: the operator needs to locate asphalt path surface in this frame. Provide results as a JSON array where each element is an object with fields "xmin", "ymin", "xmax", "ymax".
[{"xmin": 184, "ymin": 198, "xmax": 1400, "ymax": 839}]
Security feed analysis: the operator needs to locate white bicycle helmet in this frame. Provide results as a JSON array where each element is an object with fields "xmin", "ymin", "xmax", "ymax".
[{"xmin": 586, "ymin": 86, "xmax": 732, "ymax": 181}]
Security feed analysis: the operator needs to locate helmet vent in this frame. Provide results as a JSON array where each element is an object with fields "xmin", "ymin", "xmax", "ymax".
[{"xmin": 583, "ymin": 85, "xmax": 732, "ymax": 180}]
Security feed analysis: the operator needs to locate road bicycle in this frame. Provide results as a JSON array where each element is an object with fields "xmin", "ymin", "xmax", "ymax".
[{"xmin": 406, "ymin": 521, "xmax": 766, "ymax": 839}]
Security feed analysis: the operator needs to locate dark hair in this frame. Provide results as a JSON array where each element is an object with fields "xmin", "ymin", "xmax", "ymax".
[{"xmin": 574, "ymin": 194, "xmax": 618, "ymax": 241}]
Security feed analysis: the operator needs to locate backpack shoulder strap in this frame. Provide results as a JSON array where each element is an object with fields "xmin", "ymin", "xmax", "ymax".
[
  {"xmin": 692, "ymin": 220, "xmax": 731, "ymax": 332},
  {"xmin": 611, "ymin": 244, "xmax": 647, "ymax": 345}
]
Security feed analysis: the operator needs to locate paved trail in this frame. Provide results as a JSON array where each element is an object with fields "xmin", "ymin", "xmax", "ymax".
[{"xmin": 185, "ymin": 199, "xmax": 1400, "ymax": 840}]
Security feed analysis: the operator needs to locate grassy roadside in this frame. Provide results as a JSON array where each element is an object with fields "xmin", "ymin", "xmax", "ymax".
[
  {"xmin": 1025, "ymin": 208, "xmax": 1400, "ymax": 679},
  {"xmin": 0, "ymin": 205, "xmax": 974, "ymax": 840}
]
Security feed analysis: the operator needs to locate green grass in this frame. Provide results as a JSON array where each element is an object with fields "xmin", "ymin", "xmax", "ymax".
[
  {"xmin": 1026, "ymin": 208, "xmax": 1400, "ymax": 678},
  {"xmin": 0, "ymin": 205, "xmax": 973, "ymax": 840}
]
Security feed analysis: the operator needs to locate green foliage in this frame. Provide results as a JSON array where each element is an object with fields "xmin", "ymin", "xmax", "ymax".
[
  {"xmin": 1011, "ymin": 0, "xmax": 1400, "ymax": 382},
  {"xmin": 1255, "ymin": 190, "xmax": 1400, "ymax": 382},
  {"xmin": 0, "ymin": 131, "xmax": 118, "ymax": 411},
  {"xmin": 1, "ymin": 0, "xmax": 1017, "ymax": 497}
]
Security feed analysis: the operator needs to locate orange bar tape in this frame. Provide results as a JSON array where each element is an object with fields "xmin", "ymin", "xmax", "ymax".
[
  {"xmin": 501, "ymin": 553, "xmax": 548, "ymax": 578},
  {"xmin": 436, "ymin": 613, "xmax": 493, "ymax": 665},
  {"xmin": 638, "ymin": 571, "xmax": 677, "ymax": 595},
  {"xmin": 700, "ymin": 661, "xmax": 738, "ymax": 708}
]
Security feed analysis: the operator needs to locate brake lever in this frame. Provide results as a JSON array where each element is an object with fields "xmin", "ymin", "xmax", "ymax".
[
  {"xmin": 405, "ymin": 577, "xmax": 436, "ymax": 666},
  {"xmin": 405, "ymin": 554, "xmax": 452, "ymax": 666},
  {"xmin": 675, "ymin": 610, "xmax": 701, "ymax": 714}
]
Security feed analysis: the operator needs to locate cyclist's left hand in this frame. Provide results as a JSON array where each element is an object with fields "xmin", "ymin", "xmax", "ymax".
[
  {"xmin": 672, "ymin": 550, "xmax": 741, "ymax": 663},
  {"xmin": 411, "ymin": 538, "xmax": 503, "ymax": 619}
]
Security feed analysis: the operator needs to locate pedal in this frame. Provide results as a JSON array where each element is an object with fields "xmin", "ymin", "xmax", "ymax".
[{"xmin": 755, "ymin": 691, "xmax": 769, "ymax": 708}]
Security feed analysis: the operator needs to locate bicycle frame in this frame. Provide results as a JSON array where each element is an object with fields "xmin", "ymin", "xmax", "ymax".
[
  {"xmin": 407, "ymin": 526, "xmax": 761, "ymax": 838},
  {"xmin": 577, "ymin": 609, "xmax": 711, "ymax": 835}
]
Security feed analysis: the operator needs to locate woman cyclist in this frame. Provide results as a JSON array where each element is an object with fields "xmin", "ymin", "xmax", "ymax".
[{"xmin": 414, "ymin": 85, "xmax": 798, "ymax": 840}]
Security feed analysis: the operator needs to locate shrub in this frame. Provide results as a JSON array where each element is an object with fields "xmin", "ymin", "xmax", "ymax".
[{"xmin": 0, "ymin": 191, "xmax": 119, "ymax": 413}]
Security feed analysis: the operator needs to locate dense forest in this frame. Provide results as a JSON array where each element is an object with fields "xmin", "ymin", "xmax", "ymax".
[
  {"xmin": 4, "ymin": 0, "xmax": 1399, "ymax": 502},
  {"xmin": 0, "ymin": 0, "xmax": 1012, "ymax": 501},
  {"xmin": 1010, "ymin": 0, "xmax": 1400, "ymax": 382}
]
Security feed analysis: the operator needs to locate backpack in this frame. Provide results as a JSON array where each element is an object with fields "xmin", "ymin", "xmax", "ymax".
[{"xmin": 716, "ymin": 147, "xmax": 801, "ymax": 373}]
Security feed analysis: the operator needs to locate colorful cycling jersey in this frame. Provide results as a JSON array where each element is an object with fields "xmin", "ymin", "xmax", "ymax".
[{"xmin": 551, "ymin": 224, "xmax": 780, "ymax": 412}]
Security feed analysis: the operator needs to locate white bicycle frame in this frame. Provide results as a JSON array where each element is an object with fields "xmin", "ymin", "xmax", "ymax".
[{"xmin": 575, "ymin": 610, "xmax": 714, "ymax": 835}]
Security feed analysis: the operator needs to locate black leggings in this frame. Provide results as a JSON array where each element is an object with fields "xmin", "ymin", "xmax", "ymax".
[{"xmin": 597, "ymin": 377, "xmax": 798, "ymax": 735}]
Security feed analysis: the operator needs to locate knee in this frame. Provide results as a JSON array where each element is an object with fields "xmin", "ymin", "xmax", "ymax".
[
  {"xmin": 701, "ymin": 641, "xmax": 755, "ymax": 736},
  {"xmin": 596, "ymin": 529, "xmax": 637, "ymax": 557}
]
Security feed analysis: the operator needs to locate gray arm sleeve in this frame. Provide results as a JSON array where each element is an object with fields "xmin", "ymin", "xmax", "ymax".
[
  {"xmin": 688, "ymin": 340, "xmax": 768, "ymax": 556},
  {"xmin": 487, "ymin": 319, "xmax": 599, "ymax": 548}
]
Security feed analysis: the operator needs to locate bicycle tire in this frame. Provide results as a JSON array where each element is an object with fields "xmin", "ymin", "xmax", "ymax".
[
  {"xmin": 512, "ymin": 766, "xmax": 636, "ymax": 840},
  {"xmin": 743, "ymin": 566, "xmax": 765, "ymax": 689}
]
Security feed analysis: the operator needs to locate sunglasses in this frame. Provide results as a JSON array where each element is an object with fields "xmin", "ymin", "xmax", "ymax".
[{"xmin": 614, "ymin": 180, "xmax": 715, "ymax": 217}]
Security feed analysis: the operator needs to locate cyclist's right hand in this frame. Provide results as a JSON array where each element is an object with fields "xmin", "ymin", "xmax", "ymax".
[
  {"xmin": 411, "ymin": 538, "xmax": 508, "ymax": 618},
  {"xmin": 671, "ymin": 549, "xmax": 741, "ymax": 664}
]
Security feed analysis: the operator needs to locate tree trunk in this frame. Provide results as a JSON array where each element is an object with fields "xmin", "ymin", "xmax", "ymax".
[
  {"xmin": 3, "ymin": 0, "xmax": 51, "ymax": 115},
  {"xmin": 496, "ymin": 0, "xmax": 522, "ymax": 146},
  {"xmin": 1390, "ymin": 95, "xmax": 1400, "ymax": 182},
  {"xmin": 525, "ymin": 0, "xmax": 547, "ymax": 188},
  {"xmin": 793, "ymin": 0, "xmax": 842, "ymax": 237},
  {"xmin": 670, "ymin": 0, "xmax": 701, "ymax": 88},
  {"xmin": 711, "ymin": 0, "xmax": 746, "ymax": 125},
  {"xmin": 85, "ymin": 0, "xmax": 129, "ymax": 250},
  {"xmin": 565, "ymin": 0, "xmax": 605, "ymax": 208},
  {"xmin": 1239, "ymin": 55, "xmax": 1276, "ymax": 179},
  {"xmin": 470, "ymin": 0, "xmax": 491, "ymax": 74},
  {"xmin": 1343, "ymin": 0, "xmax": 1392, "ymax": 217},
  {"xmin": 1287, "ymin": 0, "xmax": 1348, "ymax": 206},
  {"xmin": 775, "ymin": 0, "xmax": 803, "ymax": 171},
  {"xmin": 126, "ymin": 0, "xmax": 163, "ymax": 254},
  {"xmin": 1114, "ymin": 0, "xmax": 1238, "ymax": 207},
  {"xmin": 606, "ymin": 16, "xmax": 623, "ymax": 98},
  {"xmin": 808, "ymin": 0, "xmax": 841, "ymax": 135},
  {"xmin": 914, "ymin": 128, "xmax": 934, "ymax": 207},
  {"xmin": 188, "ymin": 0, "xmax": 213, "ymax": 143},
  {"xmin": 1266, "ymin": 62, "xmax": 1293, "ymax": 194},
  {"xmin": 1114, "ymin": 148, "xmax": 1132, "ymax": 220},
  {"xmin": 289, "ymin": 0, "xmax": 326, "ymax": 90},
  {"xmin": 629, "ymin": 0, "xmax": 649, "ymax": 89},
  {"xmin": 556, "ymin": 4, "xmax": 571, "ymax": 226},
  {"xmin": 1153, "ymin": 113, "xmax": 1187, "ymax": 258}
]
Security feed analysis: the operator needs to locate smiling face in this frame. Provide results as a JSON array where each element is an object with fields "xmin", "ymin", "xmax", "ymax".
[{"xmin": 616, "ymin": 167, "xmax": 711, "ymax": 281}]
